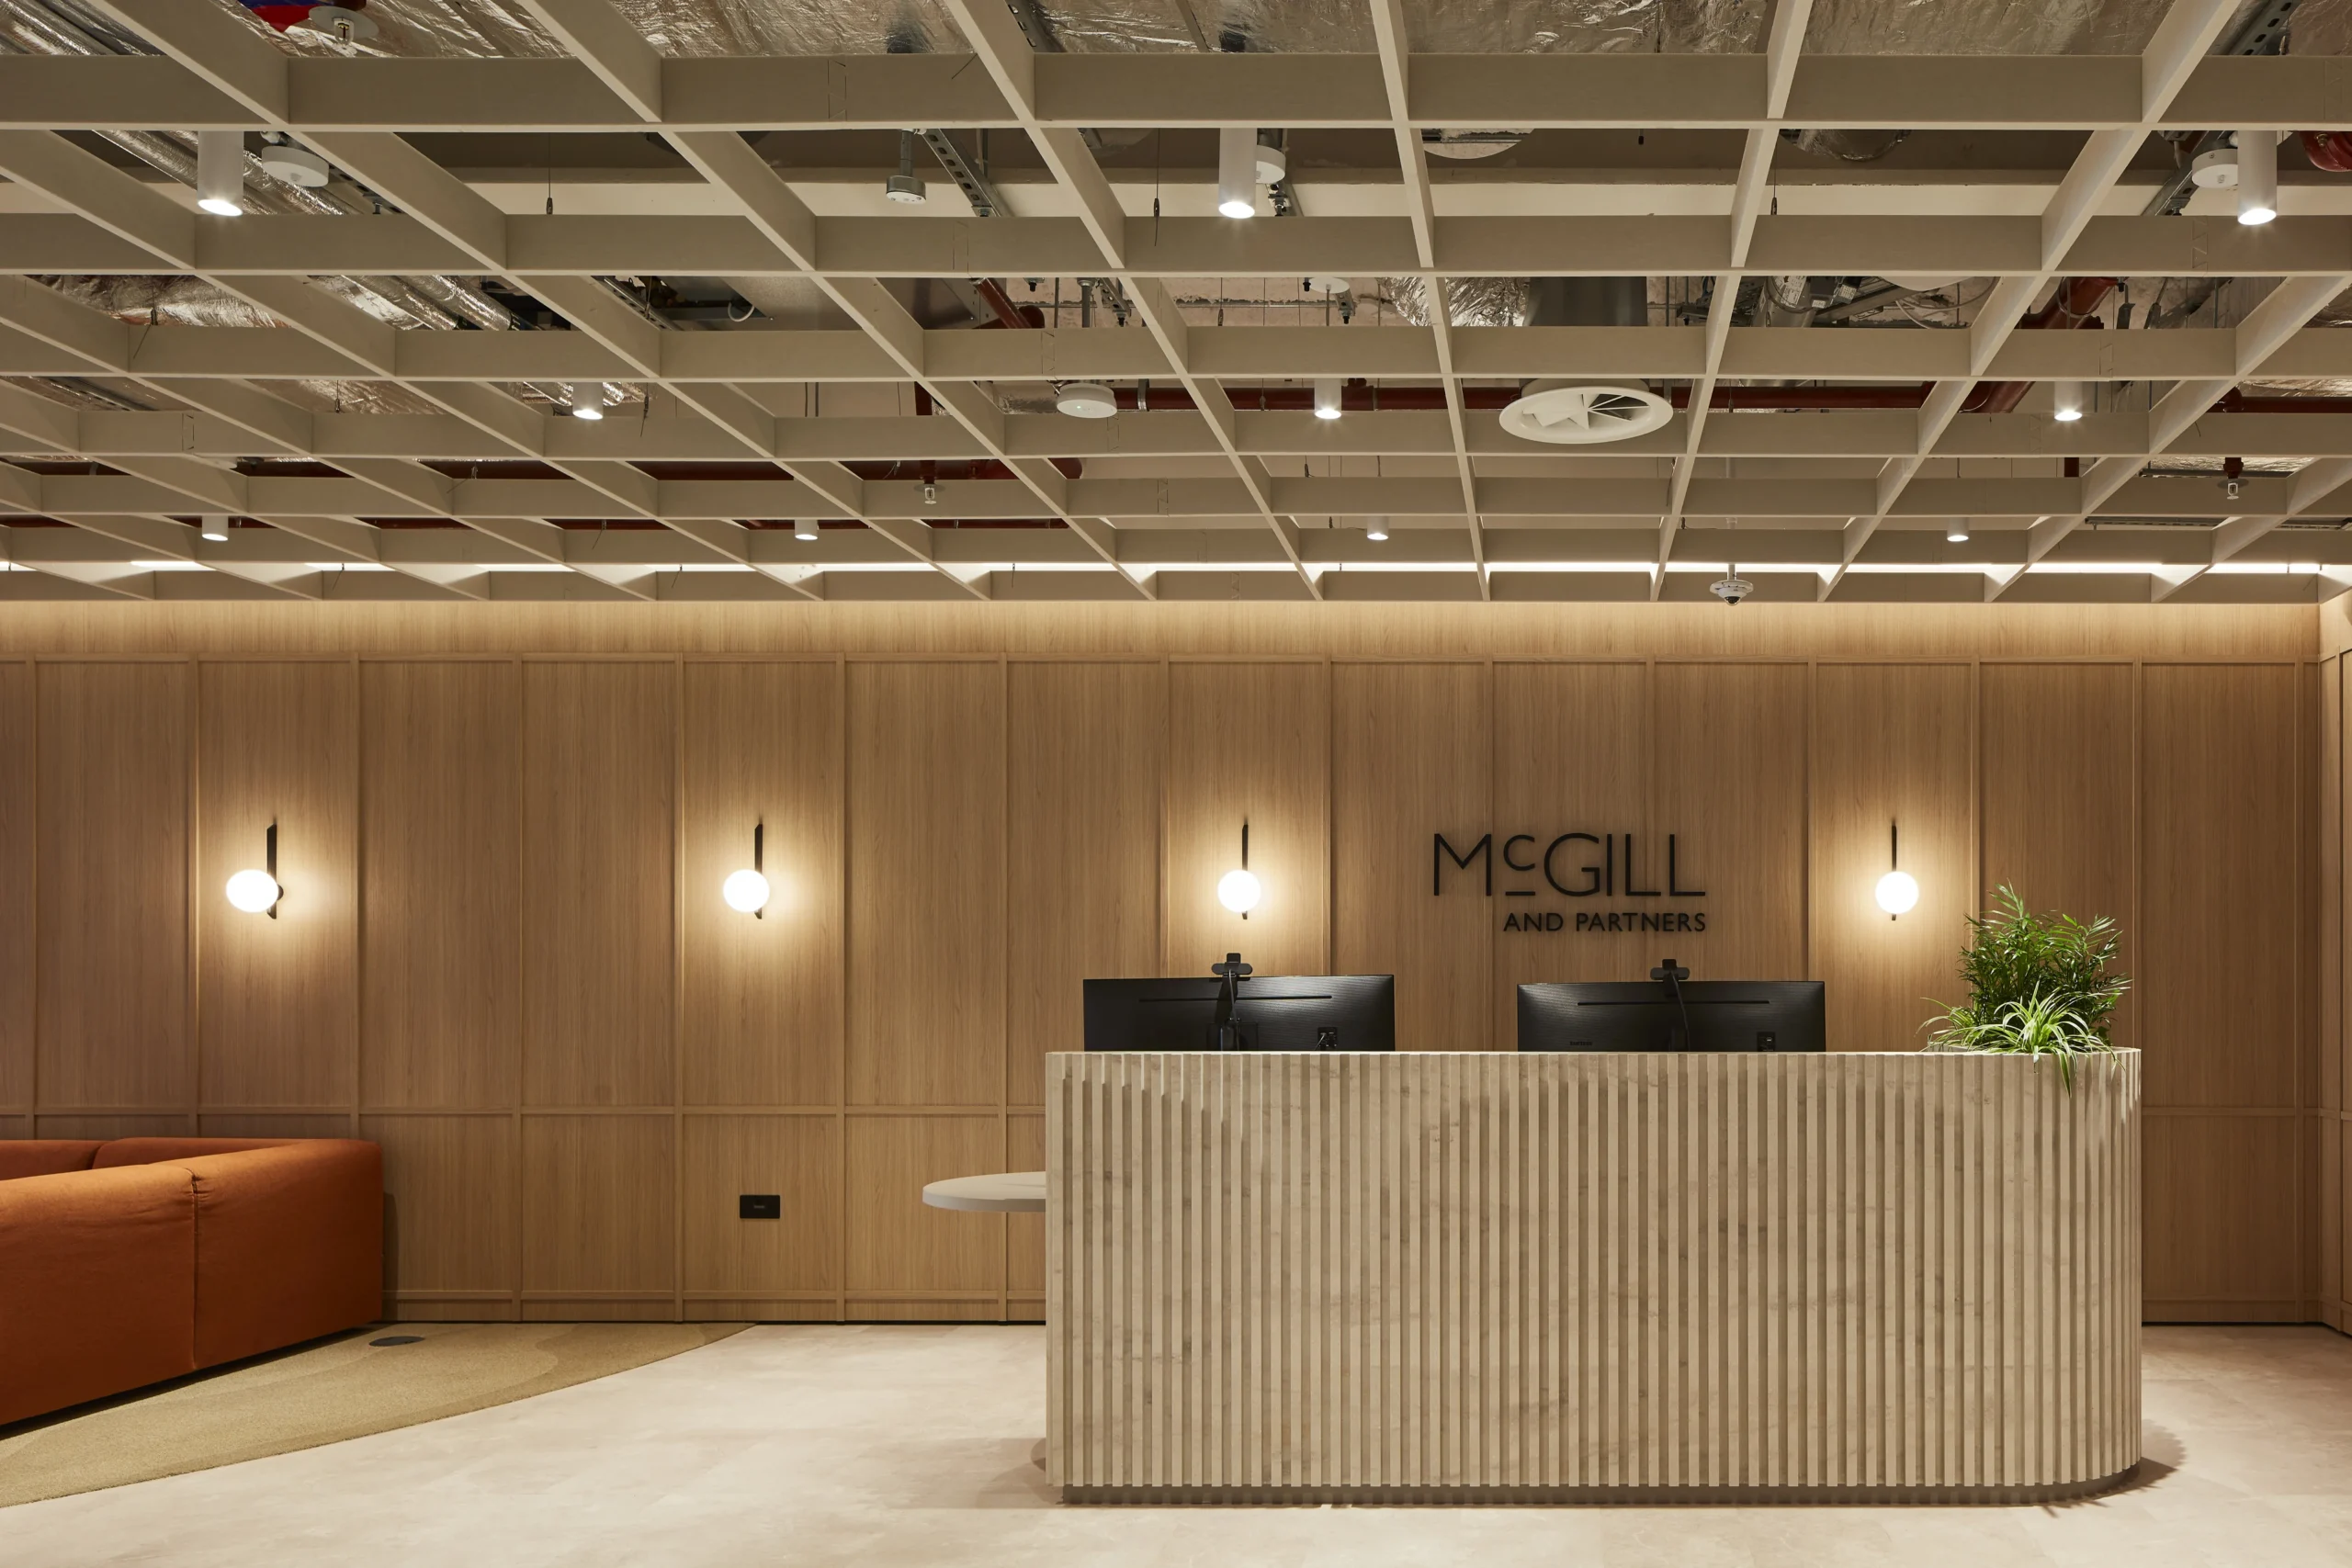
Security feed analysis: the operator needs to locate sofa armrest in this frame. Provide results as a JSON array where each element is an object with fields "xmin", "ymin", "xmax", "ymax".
[{"xmin": 171, "ymin": 1141, "xmax": 383, "ymax": 1369}]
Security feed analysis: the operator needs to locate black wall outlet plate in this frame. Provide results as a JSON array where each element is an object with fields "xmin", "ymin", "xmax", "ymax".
[{"xmin": 740, "ymin": 1193, "xmax": 782, "ymax": 1220}]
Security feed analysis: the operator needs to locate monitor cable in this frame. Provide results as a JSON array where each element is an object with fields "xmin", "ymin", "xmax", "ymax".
[{"xmin": 1651, "ymin": 956, "xmax": 1693, "ymax": 1050}]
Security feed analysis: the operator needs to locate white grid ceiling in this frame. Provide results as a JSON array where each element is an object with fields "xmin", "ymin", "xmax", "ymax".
[{"xmin": 2, "ymin": 0, "xmax": 2351, "ymax": 604}]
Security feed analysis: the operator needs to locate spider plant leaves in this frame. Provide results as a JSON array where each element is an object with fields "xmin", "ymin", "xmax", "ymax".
[{"xmin": 1921, "ymin": 885, "xmax": 2130, "ymax": 1088}]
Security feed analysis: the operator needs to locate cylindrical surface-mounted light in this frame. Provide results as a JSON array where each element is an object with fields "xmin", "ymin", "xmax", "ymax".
[
  {"xmin": 1312, "ymin": 378, "xmax": 1343, "ymax": 420},
  {"xmin": 568, "ymin": 382, "xmax": 605, "ymax": 421},
  {"xmin": 2052, "ymin": 380, "xmax": 2085, "ymax": 423},
  {"xmin": 196, "ymin": 130, "xmax": 244, "ymax": 217},
  {"xmin": 1365, "ymin": 515, "xmax": 1389, "ymax": 542},
  {"xmin": 1946, "ymin": 520, "xmax": 1971, "ymax": 543},
  {"xmin": 2237, "ymin": 130, "xmax": 2278, "ymax": 225},
  {"xmin": 200, "ymin": 513, "xmax": 230, "ymax": 542},
  {"xmin": 1217, "ymin": 127, "xmax": 1259, "ymax": 220},
  {"xmin": 794, "ymin": 520, "xmax": 819, "ymax": 541}
]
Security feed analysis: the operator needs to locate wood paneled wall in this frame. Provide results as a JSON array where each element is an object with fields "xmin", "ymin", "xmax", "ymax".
[
  {"xmin": 0, "ymin": 652, "xmax": 2320, "ymax": 1326},
  {"xmin": 2311, "ymin": 602, "xmax": 2352, "ymax": 1336}
]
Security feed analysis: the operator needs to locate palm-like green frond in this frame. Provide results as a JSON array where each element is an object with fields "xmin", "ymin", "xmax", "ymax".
[{"xmin": 1921, "ymin": 885, "xmax": 2130, "ymax": 1088}]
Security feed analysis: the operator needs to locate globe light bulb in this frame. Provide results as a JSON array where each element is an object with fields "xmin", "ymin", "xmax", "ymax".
[
  {"xmin": 722, "ymin": 868, "xmax": 771, "ymax": 914},
  {"xmin": 225, "ymin": 868, "xmax": 280, "ymax": 914},
  {"xmin": 1216, "ymin": 868, "xmax": 1261, "ymax": 915},
  {"xmin": 1874, "ymin": 869, "xmax": 1919, "ymax": 917}
]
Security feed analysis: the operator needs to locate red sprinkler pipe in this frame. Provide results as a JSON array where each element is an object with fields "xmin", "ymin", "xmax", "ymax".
[{"xmin": 1962, "ymin": 276, "xmax": 2120, "ymax": 414}]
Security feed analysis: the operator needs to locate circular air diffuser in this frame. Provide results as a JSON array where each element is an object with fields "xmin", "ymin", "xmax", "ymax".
[{"xmin": 1498, "ymin": 381, "xmax": 1673, "ymax": 446}]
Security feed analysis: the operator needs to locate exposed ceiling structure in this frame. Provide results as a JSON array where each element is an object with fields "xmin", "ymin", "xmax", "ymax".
[{"xmin": 7, "ymin": 0, "xmax": 2352, "ymax": 604}]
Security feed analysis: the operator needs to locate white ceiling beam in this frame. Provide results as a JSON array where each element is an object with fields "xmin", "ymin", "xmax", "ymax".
[
  {"xmin": 25, "ymin": 321, "xmax": 2352, "ymax": 389},
  {"xmin": 23, "ymin": 210, "xmax": 2352, "ymax": 284},
  {"xmin": 1364, "ymin": 0, "xmax": 1486, "ymax": 595},
  {"xmin": 20, "ymin": 51, "xmax": 2352, "ymax": 134}
]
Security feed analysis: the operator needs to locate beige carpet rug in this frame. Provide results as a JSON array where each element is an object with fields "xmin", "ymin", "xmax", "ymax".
[{"xmin": 0, "ymin": 1321, "xmax": 745, "ymax": 1508}]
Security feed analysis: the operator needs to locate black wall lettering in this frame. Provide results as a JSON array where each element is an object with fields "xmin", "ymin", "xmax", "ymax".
[
  {"xmin": 1435, "ymin": 832, "xmax": 1492, "ymax": 897},
  {"xmin": 1624, "ymin": 834, "xmax": 1661, "ymax": 897},
  {"xmin": 1544, "ymin": 832, "xmax": 1600, "ymax": 897}
]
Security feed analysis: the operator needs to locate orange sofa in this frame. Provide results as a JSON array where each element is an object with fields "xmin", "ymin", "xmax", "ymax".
[{"xmin": 0, "ymin": 1137, "xmax": 381, "ymax": 1426}]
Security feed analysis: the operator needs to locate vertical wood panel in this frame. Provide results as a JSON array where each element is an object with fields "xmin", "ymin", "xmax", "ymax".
[
  {"xmin": 0, "ymin": 662, "xmax": 29, "ymax": 1114},
  {"xmin": 1653, "ymin": 663, "xmax": 1809, "ymax": 981},
  {"xmin": 846, "ymin": 1115, "xmax": 1005, "ymax": 1296},
  {"xmin": 2330, "ymin": 656, "xmax": 2348, "ymax": 1325},
  {"xmin": 1165, "ymin": 661, "xmax": 1329, "ymax": 979},
  {"xmin": 1490, "ymin": 663, "xmax": 1651, "ymax": 1047},
  {"xmin": 680, "ymin": 661, "xmax": 842, "ymax": 1108},
  {"xmin": 37, "ymin": 661, "xmax": 189, "ymax": 1110},
  {"xmin": 198, "ymin": 661, "xmax": 357, "ymax": 1108},
  {"xmin": 522, "ymin": 1113, "xmax": 675, "ymax": 1295},
  {"xmin": 522, "ymin": 662, "xmax": 675, "ymax": 1108},
  {"xmin": 680, "ymin": 1114, "xmax": 842, "ymax": 1297},
  {"xmin": 1007, "ymin": 662, "xmax": 1164, "ymax": 1102},
  {"xmin": 1333, "ymin": 662, "xmax": 1492, "ymax": 1051},
  {"xmin": 361, "ymin": 662, "xmax": 519, "ymax": 1110},
  {"xmin": 2143, "ymin": 1115, "xmax": 2301, "ymax": 1309},
  {"xmin": 2141, "ymin": 665, "xmax": 2301, "ymax": 1110},
  {"xmin": 846, "ymin": 662, "xmax": 1005, "ymax": 1108},
  {"xmin": 364, "ymin": 1114, "xmax": 516, "ymax": 1315},
  {"xmin": 1980, "ymin": 664, "xmax": 2138, "ymax": 1049},
  {"xmin": 1810, "ymin": 664, "xmax": 1974, "ymax": 1053}
]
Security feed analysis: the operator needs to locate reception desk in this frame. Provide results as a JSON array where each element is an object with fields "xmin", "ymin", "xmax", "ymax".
[{"xmin": 1044, "ymin": 1050, "xmax": 2140, "ymax": 1503}]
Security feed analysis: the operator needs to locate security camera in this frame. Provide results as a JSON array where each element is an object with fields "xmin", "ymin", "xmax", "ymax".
[{"xmin": 1711, "ymin": 570, "xmax": 1754, "ymax": 605}]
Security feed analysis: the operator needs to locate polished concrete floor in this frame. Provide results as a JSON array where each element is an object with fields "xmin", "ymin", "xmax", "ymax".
[{"xmin": 6, "ymin": 1324, "xmax": 2349, "ymax": 1566}]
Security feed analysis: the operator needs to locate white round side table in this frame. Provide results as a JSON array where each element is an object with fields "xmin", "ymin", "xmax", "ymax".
[{"xmin": 921, "ymin": 1170, "xmax": 1046, "ymax": 1213}]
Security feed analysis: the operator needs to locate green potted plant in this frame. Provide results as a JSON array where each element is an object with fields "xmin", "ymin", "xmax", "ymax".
[{"xmin": 1922, "ymin": 886, "xmax": 2130, "ymax": 1085}]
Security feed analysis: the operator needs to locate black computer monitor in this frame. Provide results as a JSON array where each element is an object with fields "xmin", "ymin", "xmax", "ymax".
[
  {"xmin": 1083, "ymin": 974, "xmax": 1396, "ymax": 1052},
  {"xmin": 1516, "ymin": 979, "xmax": 1826, "ymax": 1053}
]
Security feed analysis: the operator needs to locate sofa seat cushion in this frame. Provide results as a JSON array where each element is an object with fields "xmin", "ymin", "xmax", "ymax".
[{"xmin": 0, "ymin": 1164, "xmax": 197, "ymax": 1426}]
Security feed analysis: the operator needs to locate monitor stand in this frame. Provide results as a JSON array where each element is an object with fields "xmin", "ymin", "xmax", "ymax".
[{"xmin": 1210, "ymin": 952, "xmax": 1252, "ymax": 1051}]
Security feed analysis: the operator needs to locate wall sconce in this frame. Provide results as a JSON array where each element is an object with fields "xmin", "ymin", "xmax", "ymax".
[
  {"xmin": 1216, "ymin": 820, "xmax": 1261, "ymax": 919},
  {"xmin": 225, "ymin": 822, "xmax": 281, "ymax": 919},
  {"xmin": 722, "ymin": 821, "xmax": 771, "ymax": 918},
  {"xmin": 1873, "ymin": 819, "xmax": 1919, "ymax": 919}
]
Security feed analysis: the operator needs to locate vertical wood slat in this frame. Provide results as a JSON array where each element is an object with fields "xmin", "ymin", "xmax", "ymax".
[{"xmin": 1047, "ymin": 1050, "xmax": 2140, "ymax": 1501}]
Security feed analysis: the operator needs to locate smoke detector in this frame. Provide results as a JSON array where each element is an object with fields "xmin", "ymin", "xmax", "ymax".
[
  {"xmin": 1499, "ymin": 381, "xmax": 1673, "ymax": 446},
  {"xmin": 2191, "ymin": 146, "xmax": 2239, "ymax": 188},
  {"xmin": 1055, "ymin": 382, "xmax": 1118, "ymax": 419},
  {"xmin": 291, "ymin": 5, "xmax": 378, "ymax": 41},
  {"xmin": 258, "ymin": 143, "xmax": 330, "ymax": 188},
  {"xmin": 1711, "ymin": 569, "xmax": 1754, "ymax": 605}
]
